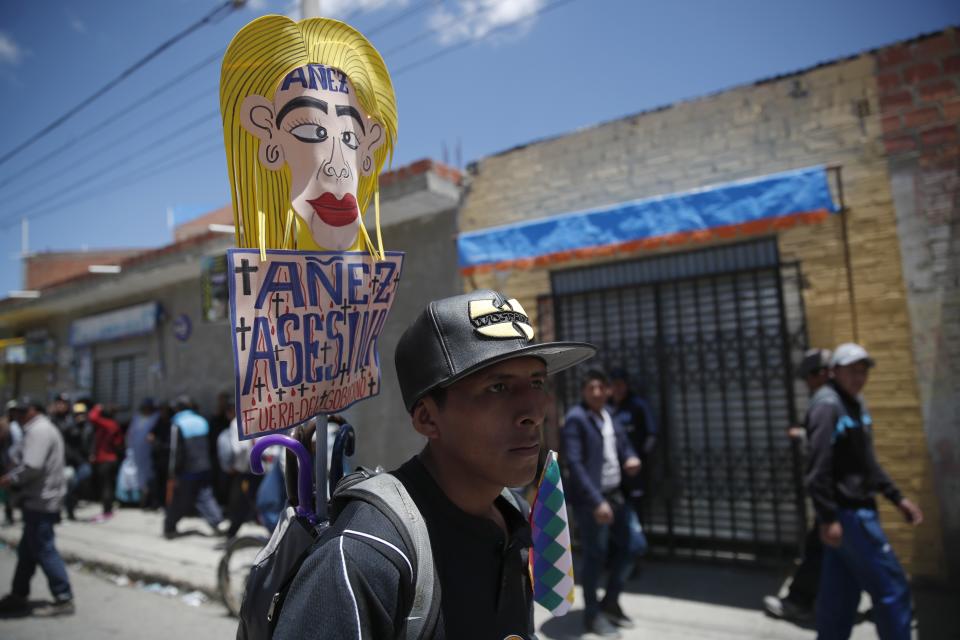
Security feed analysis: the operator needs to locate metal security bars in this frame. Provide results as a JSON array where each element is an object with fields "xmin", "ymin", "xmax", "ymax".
[{"xmin": 541, "ymin": 239, "xmax": 809, "ymax": 562}]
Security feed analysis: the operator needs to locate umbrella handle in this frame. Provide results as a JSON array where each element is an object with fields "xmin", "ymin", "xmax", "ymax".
[
  {"xmin": 251, "ymin": 434, "xmax": 315, "ymax": 523},
  {"xmin": 329, "ymin": 422, "xmax": 355, "ymax": 489}
]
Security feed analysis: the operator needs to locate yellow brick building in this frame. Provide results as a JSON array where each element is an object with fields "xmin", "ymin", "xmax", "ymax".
[{"xmin": 457, "ymin": 31, "xmax": 958, "ymax": 582}]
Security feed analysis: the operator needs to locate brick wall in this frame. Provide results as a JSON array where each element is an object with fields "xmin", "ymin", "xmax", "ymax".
[
  {"xmin": 24, "ymin": 250, "xmax": 143, "ymax": 290},
  {"xmin": 877, "ymin": 28, "xmax": 960, "ymax": 583},
  {"xmin": 460, "ymin": 42, "xmax": 948, "ymax": 579}
]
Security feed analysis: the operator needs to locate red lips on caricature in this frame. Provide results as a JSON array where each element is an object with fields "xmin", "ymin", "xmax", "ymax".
[{"xmin": 307, "ymin": 193, "xmax": 359, "ymax": 227}]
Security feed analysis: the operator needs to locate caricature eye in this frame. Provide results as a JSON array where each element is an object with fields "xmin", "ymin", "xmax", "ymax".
[
  {"xmin": 341, "ymin": 131, "xmax": 359, "ymax": 150},
  {"xmin": 289, "ymin": 124, "xmax": 328, "ymax": 143}
]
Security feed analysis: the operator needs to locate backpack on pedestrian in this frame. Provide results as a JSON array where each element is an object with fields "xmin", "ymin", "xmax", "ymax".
[{"xmin": 236, "ymin": 424, "xmax": 440, "ymax": 640}]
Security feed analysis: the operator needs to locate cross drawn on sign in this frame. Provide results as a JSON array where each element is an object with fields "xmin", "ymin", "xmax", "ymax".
[
  {"xmin": 234, "ymin": 259, "xmax": 259, "ymax": 296},
  {"xmin": 235, "ymin": 317, "xmax": 251, "ymax": 351}
]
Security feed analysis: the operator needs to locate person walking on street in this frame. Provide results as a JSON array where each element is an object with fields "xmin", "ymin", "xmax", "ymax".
[
  {"xmin": 163, "ymin": 396, "xmax": 225, "ymax": 539},
  {"xmin": 62, "ymin": 403, "xmax": 93, "ymax": 520},
  {"xmin": 275, "ymin": 290, "xmax": 595, "ymax": 639},
  {"xmin": 807, "ymin": 343, "xmax": 923, "ymax": 640},
  {"xmin": 0, "ymin": 398, "xmax": 75, "ymax": 617},
  {"xmin": 608, "ymin": 368, "xmax": 657, "ymax": 525},
  {"xmin": 763, "ymin": 348, "xmax": 831, "ymax": 622},
  {"xmin": 561, "ymin": 369, "xmax": 646, "ymax": 638},
  {"xmin": 88, "ymin": 403, "xmax": 122, "ymax": 522},
  {"xmin": 126, "ymin": 398, "xmax": 159, "ymax": 509}
]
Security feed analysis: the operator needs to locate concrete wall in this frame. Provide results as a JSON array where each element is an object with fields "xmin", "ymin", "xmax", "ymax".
[
  {"xmin": 343, "ymin": 207, "xmax": 461, "ymax": 471},
  {"xmin": 459, "ymin": 44, "xmax": 948, "ymax": 579},
  {"xmin": 877, "ymin": 29, "xmax": 960, "ymax": 583},
  {"xmin": 18, "ymin": 277, "xmax": 236, "ymax": 420}
]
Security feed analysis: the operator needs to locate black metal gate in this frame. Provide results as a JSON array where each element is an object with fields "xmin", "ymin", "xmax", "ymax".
[{"xmin": 540, "ymin": 238, "xmax": 809, "ymax": 562}]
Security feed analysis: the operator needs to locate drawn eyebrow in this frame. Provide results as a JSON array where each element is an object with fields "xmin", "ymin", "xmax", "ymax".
[
  {"xmin": 335, "ymin": 105, "xmax": 365, "ymax": 134},
  {"xmin": 276, "ymin": 97, "xmax": 328, "ymax": 127}
]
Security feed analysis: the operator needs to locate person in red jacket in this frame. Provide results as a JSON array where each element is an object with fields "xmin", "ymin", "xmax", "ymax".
[{"xmin": 88, "ymin": 404, "xmax": 122, "ymax": 522}]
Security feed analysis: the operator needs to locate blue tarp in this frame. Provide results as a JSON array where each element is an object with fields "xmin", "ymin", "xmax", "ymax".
[{"xmin": 457, "ymin": 165, "xmax": 838, "ymax": 269}]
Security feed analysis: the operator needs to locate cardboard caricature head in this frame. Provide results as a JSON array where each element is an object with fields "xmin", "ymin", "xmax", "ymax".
[{"xmin": 220, "ymin": 16, "xmax": 398, "ymax": 256}]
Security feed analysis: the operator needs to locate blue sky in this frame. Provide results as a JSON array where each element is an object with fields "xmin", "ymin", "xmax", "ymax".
[{"xmin": 0, "ymin": 0, "xmax": 957, "ymax": 298}]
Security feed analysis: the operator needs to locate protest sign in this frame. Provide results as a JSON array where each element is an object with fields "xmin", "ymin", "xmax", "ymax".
[{"xmin": 228, "ymin": 248, "xmax": 403, "ymax": 439}]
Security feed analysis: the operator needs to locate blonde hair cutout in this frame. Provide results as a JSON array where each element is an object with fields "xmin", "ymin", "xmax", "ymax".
[{"xmin": 220, "ymin": 15, "xmax": 397, "ymax": 258}]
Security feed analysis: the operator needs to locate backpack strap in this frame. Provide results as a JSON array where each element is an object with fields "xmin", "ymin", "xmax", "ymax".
[{"xmin": 334, "ymin": 473, "xmax": 440, "ymax": 640}]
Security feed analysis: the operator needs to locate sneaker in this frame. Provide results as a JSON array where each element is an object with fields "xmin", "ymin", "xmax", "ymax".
[
  {"xmin": 90, "ymin": 512, "xmax": 114, "ymax": 524},
  {"xmin": 601, "ymin": 600, "xmax": 636, "ymax": 629},
  {"xmin": 0, "ymin": 593, "xmax": 29, "ymax": 616},
  {"xmin": 585, "ymin": 613, "xmax": 622, "ymax": 638},
  {"xmin": 32, "ymin": 599, "xmax": 75, "ymax": 617},
  {"xmin": 763, "ymin": 595, "xmax": 813, "ymax": 622}
]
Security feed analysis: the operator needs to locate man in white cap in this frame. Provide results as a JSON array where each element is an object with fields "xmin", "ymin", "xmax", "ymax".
[{"xmin": 805, "ymin": 343, "xmax": 923, "ymax": 640}]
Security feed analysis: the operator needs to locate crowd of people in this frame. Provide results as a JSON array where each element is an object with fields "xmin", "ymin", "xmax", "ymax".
[
  {"xmin": 0, "ymin": 390, "xmax": 275, "ymax": 617},
  {"xmin": 0, "ymin": 291, "xmax": 927, "ymax": 640}
]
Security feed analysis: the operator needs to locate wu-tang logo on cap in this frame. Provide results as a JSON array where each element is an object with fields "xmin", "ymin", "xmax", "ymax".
[{"xmin": 468, "ymin": 298, "xmax": 535, "ymax": 340}]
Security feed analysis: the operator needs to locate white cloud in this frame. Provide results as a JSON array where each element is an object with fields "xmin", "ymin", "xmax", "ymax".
[
  {"xmin": 298, "ymin": 0, "xmax": 407, "ymax": 20},
  {"xmin": 0, "ymin": 32, "xmax": 24, "ymax": 66},
  {"xmin": 429, "ymin": 0, "xmax": 545, "ymax": 45}
]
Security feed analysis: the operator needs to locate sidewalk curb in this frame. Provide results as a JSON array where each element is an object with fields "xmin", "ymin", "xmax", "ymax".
[{"xmin": 0, "ymin": 528, "xmax": 222, "ymax": 602}]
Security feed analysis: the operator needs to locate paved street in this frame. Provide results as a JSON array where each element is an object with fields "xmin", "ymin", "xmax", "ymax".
[
  {"xmin": 0, "ymin": 547, "xmax": 237, "ymax": 640},
  {"xmin": 0, "ymin": 503, "xmax": 954, "ymax": 639}
]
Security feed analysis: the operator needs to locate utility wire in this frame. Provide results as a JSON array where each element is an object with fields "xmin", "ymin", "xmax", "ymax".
[
  {"xmin": 365, "ymin": 0, "xmax": 438, "ymax": 37},
  {"xmin": 0, "ymin": 0, "xmax": 237, "ymax": 170},
  {"xmin": 1, "ymin": 111, "xmax": 220, "ymax": 225},
  {"xmin": 1, "ymin": 88, "xmax": 218, "ymax": 205},
  {"xmin": 1, "ymin": 0, "xmax": 580, "ymax": 230},
  {"xmin": 0, "ymin": 49, "xmax": 224, "ymax": 192},
  {"xmin": 392, "ymin": 0, "xmax": 580, "ymax": 77},
  {"xmin": 0, "ymin": 139, "xmax": 224, "ymax": 230}
]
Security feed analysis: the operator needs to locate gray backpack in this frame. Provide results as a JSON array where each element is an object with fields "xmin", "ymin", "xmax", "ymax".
[{"xmin": 237, "ymin": 469, "xmax": 440, "ymax": 640}]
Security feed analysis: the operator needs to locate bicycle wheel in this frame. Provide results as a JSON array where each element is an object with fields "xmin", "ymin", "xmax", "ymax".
[{"xmin": 217, "ymin": 535, "xmax": 268, "ymax": 617}]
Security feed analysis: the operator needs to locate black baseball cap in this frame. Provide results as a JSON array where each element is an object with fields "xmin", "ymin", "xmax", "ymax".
[
  {"xmin": 394, "ymin": 289, "xmax": 596, "ymax": 411},
  {"xmin": 797, "ymin": 348, "xmax": 832, "ymax": 378}
]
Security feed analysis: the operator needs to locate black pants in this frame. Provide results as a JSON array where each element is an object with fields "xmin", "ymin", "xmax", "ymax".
[
  {"xmin": 225, "ymin": 472, "xmax": 262, "ymax": 538},
  {"xmin": 93, "ymin": 461, "xmax": 118, "ymax": 515},
  {"xmin": 785, "ymin": 522, "xmax": 823, "ymax": 607}
]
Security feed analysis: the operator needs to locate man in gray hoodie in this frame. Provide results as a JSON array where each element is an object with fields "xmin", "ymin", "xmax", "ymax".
[{"xmin": 0, "ymin": 398, "xmax": 74, "ymax": 617}]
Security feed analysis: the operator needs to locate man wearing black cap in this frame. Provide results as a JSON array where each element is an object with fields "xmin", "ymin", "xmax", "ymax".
[
  {"xmin": 276, "ymin": 290, "xmax": 594, "ymax": 640},
  {"xmin": 0, "ymin": 398, "xmax": 75, "ymax": 616},
  {"xmin": 807, "ymin": 344, "xmax": 923, "ymax": 640},
  {"xmin": 763, "ymin": 348, "xmax": 831, "ymax": 622}
]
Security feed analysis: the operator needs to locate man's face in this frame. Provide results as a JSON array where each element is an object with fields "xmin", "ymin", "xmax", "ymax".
[
  {"xmin": 53, "ymin": 400, "xmax": 69, "ymax": 416},
  {"xmin": 422, "ymin": 357, "xmax": 549, "ymax": 489},
  {"xmin": 581, "ymin": 378, "xmax": 609, "ymax": 413},
  {"xmin": 240, "ymin": 64, "xmax": 384, "ymax": 250},
  {"xmin": 804, "ymin": 368, "xmax": 829, "ymax": 394},
  {"xmin": 833, "ymin": 361, "xmax": 870, "ymax": 397},
  {"xmin": 609, "ymin": 379, "xmax": 628, "ymax": 404}
]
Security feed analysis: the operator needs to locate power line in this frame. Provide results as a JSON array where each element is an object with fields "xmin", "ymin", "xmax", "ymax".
[
  {"xmin": 1, "ymin": 87, "xmax": 218, "ymax": 205},
  {"xmin": 1, "ymin": 0, "xmax": 581, "ymax": 231},
  {"xmin": 0, "ymin": 111, "xmax": 221, "ymax": 225},
  {"xmin": 0, "ymin": 49, "xmax": 224, "ymax": 193},
  {"xmin": 0, "ymin": 0, "xmax": 237, "ymax": 170},
  {"xmin": 0, "ymin": 139, "xmax": 224, "ymax": 230},
  {"xmin": 365, "ymin": 0, "xmax": 438, "ymax": 37},
  {"xmin": 392, "ymin": 0, "xmax": 580, "ymax": 77}
]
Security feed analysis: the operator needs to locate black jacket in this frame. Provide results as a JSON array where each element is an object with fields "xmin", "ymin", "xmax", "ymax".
[
  {"xmin": 275, "ymin": 456, "xmax": 535, "ymax": 640},
  {"xmin": 804, "ymin": 381, "xmax": 902, "ymax": 524},
  {"xmin": 560, "ymin": 403, "xmax": 638, "ymax": 509}
]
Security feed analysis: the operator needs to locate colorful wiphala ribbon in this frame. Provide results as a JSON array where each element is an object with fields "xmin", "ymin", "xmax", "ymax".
[{"xmin": 529, "ymin": 450, "xmax": 574, "ymax": 616}]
